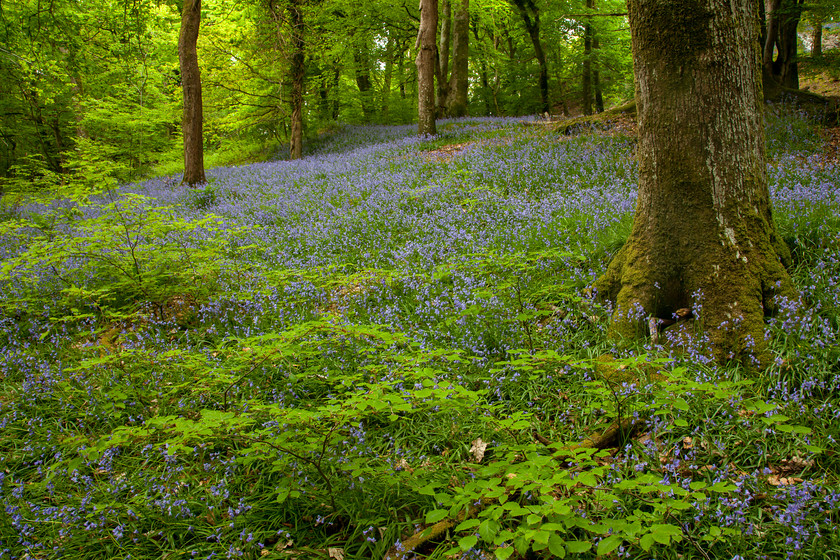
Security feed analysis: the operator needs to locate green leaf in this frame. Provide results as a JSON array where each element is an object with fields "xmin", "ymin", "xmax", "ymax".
[
  {"xmin": 709, "ymin": 481, "xmax": 737, "ymax": 492},
  {"xmin": 639, "ymin": 533, "xmax": 655, "ymax": 551},
  {"xmin": 565, "ymin": 540, "xmax": 592, "ymax": 553},
  {"xmin": 596, "ymin": 535, "xmax": 622, "ymax": 555},
  {"xmin": 650, "ymin": 523, "xmax": 682, "ymax": 545},
  {"xmin": 548, "ymin": 534, "xmax": 566, "ymax": 558},
  {"xmin": 425, "ymin": 509, "xmax": 449, "ymax": 523},
  {"xmin": 479, "ymin": 519, "xmax": 500, "ymax": 542},
  {"xmin": 495, "ymin": 546, "xmax": 514, "ymax": 560},
  {"xmin": 672, "ymin": 398, "xmax": 690, "ymax": 411},
  {"xmin": 459, "ymin": 535, "xmax": 478, "ymax": 551},
  {"xmin": 455, "ymin": 519, "xmax": 481, "ymax": 531}
]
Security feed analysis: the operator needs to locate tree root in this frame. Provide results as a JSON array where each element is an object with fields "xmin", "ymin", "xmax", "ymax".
[
  {"xmin": 550, "ymin": 101, "xmax": 637, "ymax": 134},
  {"xmin": 385, "ymin": 420, "xmax": 639, "ymax": 559}
]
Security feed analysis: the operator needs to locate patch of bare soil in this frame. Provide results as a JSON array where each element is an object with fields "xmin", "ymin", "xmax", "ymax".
[
  {"xmin": 820, "ymin": 125, "xmax": 840, "ymax": 165},
  {"xmin": 422, "ymin": 141, "xmax": 473, "ymax": 161}
]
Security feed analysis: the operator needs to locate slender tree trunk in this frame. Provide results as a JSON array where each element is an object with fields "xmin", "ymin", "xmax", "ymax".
[
  {"xmin": 582, "ymin": 18, "xmax": 593, "ymax": 116},
  {"xmin": 354, "ymin": 40, "xmax": 374, "ymax": 122},
  {"xmin": 447, "ymin": 0, "xmax": 469, "ymax": 117},
  {"xmin": 382, "ymin": 33, "xmax": 394, "ymax": 121},
  {"xmin": 288, "ymin": 0, "xmax": 305, "ymax": 160},
  {"xmin": 398, "ymin": 41, "xmax": 407, "ymax": 99},
  {"xmin": 416, "ymin": 0, "xmax": 438, "ymax": 135},
  {"xmin": 812, "ymin": 16, "xmax": 822, "ymax": 56},
  {"xmin": 593, "ymin": 30, "xmax": 604, "ymax": 113},
  {"xmin": 594, "ymin": 0, "xmax": 795, "ymax": 365},
  {"xmin": 179, "ymin": 0, "xmax": 205, "ymax": 185},
  {"xmin": 511, "ymin": 0, "xmax": 549, "ymax": 114},
  {"xmin": 332, "ymin": 64, "xmax": 341, "ymax": 119},
  {"xmin": 436, "ymin": 0, "xmax": 452, "ymax": 117}
]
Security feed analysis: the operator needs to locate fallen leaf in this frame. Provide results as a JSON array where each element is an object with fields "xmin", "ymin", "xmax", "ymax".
[
  {"xmin": 328, "ymin": 547, "xmax": 345, "ymax": 560},
  {"xmin": 470, "ymin": 438, "xmax": 487, "ymax": 463}
]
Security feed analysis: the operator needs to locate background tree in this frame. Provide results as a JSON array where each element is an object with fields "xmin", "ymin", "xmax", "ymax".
[
  {"xmin": 179, "ymin": 0, "xmax": 206, "ymax": 185},
  {"xmin": 416, "ymin": 0, "xmax": 438, "ymax": 135},
  {"xmin": 762, "ymin": 0, "xmax": 805, "ymax": 95},
  {"xmin": 510, "ymin": 0, "xmax": 549, "ymax": 114},
  {"xmin": 594, "ymin": 0, "xmax": 796, "ymax": 365},
  {"xmin": 447, "ymin": 0, "xmax": 470, "ymax": 116}
]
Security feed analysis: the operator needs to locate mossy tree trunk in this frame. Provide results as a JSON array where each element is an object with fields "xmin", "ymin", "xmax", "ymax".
[
  {"xmin": 416, "ymin": 0, "xmax": 437, "ymax": 135},
  {"xmin": 594, "ymin": 0, "xmax": 796, "ymax": 365},
  {"xmin": 179, "ymin": 0, "xmax": 206, "ymax": 186}
]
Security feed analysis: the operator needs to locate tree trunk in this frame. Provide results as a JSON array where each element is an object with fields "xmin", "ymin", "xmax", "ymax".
[
  {"xmin": 179, "ymin": 0, "xmax": 206, "ymax": 186},
  {"xmin": 812, "ymin": 16, "xmax": 822, "ymax": 57},
  {"xmin": 582, "ymin": 19, "xmax": 593, "ymax": 116},
  {"xmin": 288, "ymin": 0, "xmax": 305, "ymax": 160},
  {"xmin": 763, "ymin": 0, "xmax": 803, "ymax": 91},
  {"xmin": 447, "ymin": 0, "xmax": 469, "ymax": 117},
  {"xmin": 398, "ymin": 40, "xmax": 407, "ymax": 100},
  {"xmin": 594, "ymin": 0, "xmax": 796, "ymax": 366},
  {"xmin": 511, "ymin": 0, "xmax": 549, "ymax": 114},
  {"xmin": 416, "ymin": 0, "xmax": 438, "ymax": 135},
  {"xmin": 593, "ymin": 30, "xmax": 604, "ymax": 113},
  {"xmin": 437, "ymin": 0, "xmax": 452, "ymax": 117},
  {"xmin": 332, "ymin": 64, "xmax": 341, "ymax": 119},
  {"xmin": 354, "ymin": 40, "xmax": 375, "ymax": 123},
  {"xmin": 382, "ymin": 33, "xmax": 394, "ymax": 121}
]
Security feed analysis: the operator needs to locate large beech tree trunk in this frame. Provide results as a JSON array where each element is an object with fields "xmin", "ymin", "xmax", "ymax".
[
  {"xmin": 594, "ymin": 0, "xmax": 796, "ymax": 365},
  {"xmin": 447, "ymin": 0, "xmax": 469, "ymax": 117},
  {"xmin": 179, "ymin": 0, "xmax": 206, "ymax": 185},
  {"xmin": 416, "ymin": 0, "xmax": 437, "ymax": 135}
]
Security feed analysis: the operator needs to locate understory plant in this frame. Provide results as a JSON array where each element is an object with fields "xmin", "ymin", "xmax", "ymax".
[{"xmin": 1, "ymin": 113, "xmax": 838, "ymax": 560}]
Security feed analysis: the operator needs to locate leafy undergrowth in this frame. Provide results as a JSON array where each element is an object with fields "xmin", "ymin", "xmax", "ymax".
[{"xmin": 1, "ymin": 113, "xmax": 840, "ymax": 560}]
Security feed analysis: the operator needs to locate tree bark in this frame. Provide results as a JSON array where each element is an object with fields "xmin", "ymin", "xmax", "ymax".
[
  {"xmin": 382, "ymin": 33, "xmax": 394, "ymax": 121},
  {"xmin": 288, "ymin": 0, "xmax": 305, "ymax": 160},
  {"xmin": 812, "ymin": 16, "xmax": 822, "ymax": 57},
  {"xmin": 763, "ymin": 0, "xmax": 803, "ymax": 91},
  {"xmin": 179, "ymin": 0, "xmax": 206, "ymax": 186},
  {"xmin": 511, "ymin": 0, "xmax": 549, "ymax": 114},
  {"xmin": 447, "ymin": 0, "xmax": 469, "ymax": 117},
  {"xmin": 594, "ymin": 0, "xmax": 796, "ymax": 366},
  {"xmin": 436, "ymin": 0, "xmax": 451, "ymax": 117},
  {"xmin": 416, "ymin": 0, "xmax": 438, "ymax": 135},
  {"xmin": 354, "ymin": 40, "xmax": 374, "ymax": 123},
  {"xmin": 582, "ymin": 19, "xmax": 593, "ymax": 116},
  {"xmin": 593, "ymin": 27, "xmax": 604, "ymax": 113}
]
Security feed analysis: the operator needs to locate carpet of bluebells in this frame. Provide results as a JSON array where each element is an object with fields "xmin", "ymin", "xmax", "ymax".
[{"xmin": 1, "ymin": 111, "xmax": 839, "ymax": 560}]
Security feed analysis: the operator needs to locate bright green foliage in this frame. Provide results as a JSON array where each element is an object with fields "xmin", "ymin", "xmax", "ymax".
[{"xmin": 1, "ymin": 113, "xmax": 838, "ymax": 559}]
